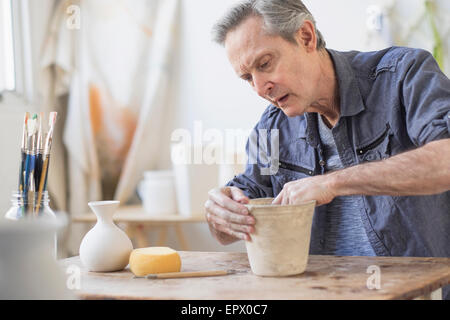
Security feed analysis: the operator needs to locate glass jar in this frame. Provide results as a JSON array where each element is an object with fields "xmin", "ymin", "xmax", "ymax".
[
  {"xmin": 4, "ymin": 191, "xmax": 58, "ymax": 258},
  {"xmin": 5, "ymin": 191, "xmax": 55, "ymax": 220}
]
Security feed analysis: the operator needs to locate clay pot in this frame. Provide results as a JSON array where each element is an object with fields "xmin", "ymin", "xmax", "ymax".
[
  {"xmin": 244, "ymin": 198, "xmax": 316, "ymax": 276},
  {"xmin": 79, "ymin": 201, "xmax": 133, "ymax": 272}
]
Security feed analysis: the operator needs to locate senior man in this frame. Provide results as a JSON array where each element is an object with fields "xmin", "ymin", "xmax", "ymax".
[{"xmin": 205, "ymin": 0, "xmax": 450, "ymax": 298}]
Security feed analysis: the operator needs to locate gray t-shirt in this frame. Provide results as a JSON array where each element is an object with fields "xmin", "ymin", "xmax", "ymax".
[{"xmin": 317, "ymin": 114, "xmax": 376, "ymax": 256}]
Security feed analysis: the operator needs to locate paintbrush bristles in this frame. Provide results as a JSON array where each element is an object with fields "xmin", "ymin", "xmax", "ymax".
[
  {"xmin": 44, "ymin": 125, "xmax": 54, "ymax": 155},
  {"xmin": 49, "ymin": 112, "xmax": 57, "ymax": 125},
  {"xmin": 36, "ymin": 112, "xmax": 44, "ymax": 151},
  {"xmin": 21, "ymin": 112, "xmax": 29, "ymax": 150},
  {"xmin": 26, "ymin": 117, "xmax": 37, "ymax": 138},
  {"xmin": 26, "ymin": 115, "xmax": 38, "ymax": 154},
  {"xmin": 43, "ymin": 112, "xmax": 57, "ymax": 155}
]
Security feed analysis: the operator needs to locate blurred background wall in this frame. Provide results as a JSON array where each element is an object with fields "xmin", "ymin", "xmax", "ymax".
[{"xmin": 1, "ymin": 0, "xmax": 449, "ymax": 254}]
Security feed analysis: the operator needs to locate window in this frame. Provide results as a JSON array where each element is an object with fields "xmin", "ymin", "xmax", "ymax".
[
  {"xmin": 0, "ymin": 0, "xmax": 35, "ymax": 102},
  {"xmin": 0, "ymin": 0, "xmax": 15, "ymax": 93}
]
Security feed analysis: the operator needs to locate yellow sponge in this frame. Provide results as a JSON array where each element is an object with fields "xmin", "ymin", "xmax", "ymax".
[{"xmin": 129, "ymin": 247, "xmax": 181, "ymax": 277}]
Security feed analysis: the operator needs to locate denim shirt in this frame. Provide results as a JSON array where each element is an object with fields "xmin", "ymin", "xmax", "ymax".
[{"xmin": 227, "ymin": 47, "xmax": 450, "ymax": 261}]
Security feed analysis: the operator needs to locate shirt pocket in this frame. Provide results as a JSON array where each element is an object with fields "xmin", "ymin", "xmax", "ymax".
[
  {"xmin": 356, "ymin": 123, "xmax": 392, "ymax": 162},
  {"xmin": 271, "ymin": 160, "xmax": 315, "ymax": 194}
]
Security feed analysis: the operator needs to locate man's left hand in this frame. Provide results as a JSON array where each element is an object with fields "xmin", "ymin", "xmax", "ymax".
[{"xmin": 272, "ymin": 175, "xmax": 336, "ymax": 206}]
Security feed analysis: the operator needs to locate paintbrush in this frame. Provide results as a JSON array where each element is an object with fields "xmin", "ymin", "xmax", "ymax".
[
  {"xmin": 35, "ymin": 112, "xmax": 57, "ymax": 215},
  {"xmin": 18, "ymin": 112, "xmax": 29, "ymax": 216},
  {"xmin": 18, "ymin": 112, "xmax": 29, "ymax": 193},
  {"xmin": 35, "ymin": 112, "xmax": 44, "ymax": 191},
  {"xmin": 23, "ymin": 115, "xmax": 38, "ymax": 214},
  {"xmin": 134, "ymin": 270, "xmax": 236, "ymax": 279},
  {"xmin": 23, "ymin": 115, "xmax": 37, "ymax": 191}
]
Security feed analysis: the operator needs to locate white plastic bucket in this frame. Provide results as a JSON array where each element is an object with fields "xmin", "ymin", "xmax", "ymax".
[{"xmin": 137, "ymin": 170, "xmax": 177, "ymax": 215}]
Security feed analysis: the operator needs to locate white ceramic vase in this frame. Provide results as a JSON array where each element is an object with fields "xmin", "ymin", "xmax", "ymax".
[{"xmin": 79, "ymin": 201, "xmax": 133, "ymax": 272}]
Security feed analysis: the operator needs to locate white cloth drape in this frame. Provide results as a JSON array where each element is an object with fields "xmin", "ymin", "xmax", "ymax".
[
  {"xmin": 40, "ymin": 0, "xmax": 77, "ymax": 212},
  {"xmin": 40, "ymin": 0, "xmax": 179, "ymax": 254},
  {"xmin": 114, "ymin": 0, "xmax": 180, "ymax": 204}
]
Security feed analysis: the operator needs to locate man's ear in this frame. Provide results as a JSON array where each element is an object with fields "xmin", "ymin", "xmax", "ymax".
[{"xmin": 295, "ymin": 20, "xmax": 317, "ymax": 52}]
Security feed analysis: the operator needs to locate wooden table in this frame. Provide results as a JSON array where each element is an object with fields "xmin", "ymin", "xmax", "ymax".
[
  {"xmin": 59, "ymin": 251, "xmax": 450, "ymax": 300},
  {"xmin": 72, "ymin": 205, "xmax": 205, "ymax": 250}
]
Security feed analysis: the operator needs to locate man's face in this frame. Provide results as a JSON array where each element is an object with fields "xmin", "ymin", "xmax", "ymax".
[{"xmin": 225, "ymin": 16, "xmax": 322, "ymax": 117}]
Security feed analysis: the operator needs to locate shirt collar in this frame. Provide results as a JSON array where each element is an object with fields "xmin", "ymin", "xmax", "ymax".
[{"xmin": 327, "ymin": 48, "xmax": 366, "ymax": 117}]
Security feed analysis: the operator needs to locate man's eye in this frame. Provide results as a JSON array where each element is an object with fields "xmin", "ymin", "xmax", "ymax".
[{"xmin": 259, "ymin": 61, "xmax": 270, "ymax": 70}]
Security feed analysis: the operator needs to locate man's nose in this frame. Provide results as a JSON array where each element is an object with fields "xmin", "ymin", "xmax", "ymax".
[{"xmin": 253, "ymin": 74, "xmax": 273, "ymax": 98}]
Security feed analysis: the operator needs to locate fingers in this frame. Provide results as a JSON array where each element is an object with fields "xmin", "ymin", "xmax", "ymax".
[
  {"xmin": 272, "ymin": 190, "xmax": 283, "ymax": 204},
  {"xmin": 206, "ymin": 210, "xmax": 253, "ymax": 242},
  {"xmin": 273, "ymin": 183, "xmax": 292, "ymax": 205},
  {"xmin": 273, "ymin": 178, "xmax": 332, "ymax": 206},
  {"xmin": 205, "ymin": 187, "xmax": 255, "ymax": 242},
  {"xmin": 205, "ymin": 199, "xmax": 254, "ymax": 225},
  {"xmin": 208, "ymin": 187, "xmax": 249, "ymax": 215},
  {"xmin": 229, "ymin": 187, "xmax": 250, "ymax": 204},
  {"xmin": 208, "ymin": 211, "xmax": 254, "ymax": 235},
  {"xmin": 282, "ymin": 187, "xmax": 292, "ymax": 205},
  {"xmin": 213, "ymin": 220, "xmax": 251, "ymax": 241}
]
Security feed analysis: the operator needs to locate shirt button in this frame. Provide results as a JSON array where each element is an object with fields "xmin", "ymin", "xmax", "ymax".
[{"xmin": 319, "ymin": 160, "xmax": 326, "ymax": 166}]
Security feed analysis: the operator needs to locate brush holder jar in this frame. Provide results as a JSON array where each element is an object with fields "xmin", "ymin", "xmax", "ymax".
[
  {"xmin": 5, "ymin": 191, "xmax": 55, "ymax": 220},
  {"xmin": 4, "ymin": 191, "xmax": 58, "ymax": 258}
]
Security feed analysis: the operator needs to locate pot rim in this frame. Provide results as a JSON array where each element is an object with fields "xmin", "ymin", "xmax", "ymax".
[{"xmin": 245, "ymin": 199, "xmax": 316, "ymax": 215}]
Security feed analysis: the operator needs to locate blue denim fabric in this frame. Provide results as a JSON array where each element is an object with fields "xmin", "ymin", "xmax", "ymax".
[{"xmin": 226, "ymin": 47, "xmax": 450, "ymax": 299}]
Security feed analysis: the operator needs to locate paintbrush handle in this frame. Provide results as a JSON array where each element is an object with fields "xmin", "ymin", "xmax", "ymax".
[
  {"xmin": 35, "ymin": 152, "xmax": 42, "ymax": 191},
  {"xmin": 23, "ymin": 153, "xmax": 31, "ymax": 193},
  {"xmin": 18, "ymin": 151, "xmax": 26, "ymax": 191},
  {"xmin": 35, "ymin": 154, "xmax": 49, "ymax": 214},
  {"xmin": 145, "ymin": 270, "xmax": 231, "ymax": 279}
]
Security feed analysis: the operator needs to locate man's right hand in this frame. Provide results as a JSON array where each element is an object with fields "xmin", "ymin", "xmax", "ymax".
[{"xmin": 205, "ymin": 186, "xmax": 255, "ymax": 245}]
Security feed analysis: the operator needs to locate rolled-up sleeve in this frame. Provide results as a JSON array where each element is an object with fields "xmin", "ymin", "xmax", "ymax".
[
  {"xmin": 400, "ymin": 49, "xmax": 450, "ymax": 146},
  {"xmin": 446, "ymin": 109, "xmax": 450, "ymax": 136}
]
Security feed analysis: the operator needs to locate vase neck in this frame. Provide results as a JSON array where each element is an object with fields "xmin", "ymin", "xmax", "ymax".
[
  {"xmin": 95, "ymin": 214, "xmax": 114, "ymax": 225},
  {"xmin": 88, "ymin": 201, "xmax": 120, "ymax": 224}
]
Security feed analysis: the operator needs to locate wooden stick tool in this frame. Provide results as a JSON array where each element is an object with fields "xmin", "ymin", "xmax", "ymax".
[{"xmin": 136, "ymin": 270, "xmax": 236, "ymax": 279}]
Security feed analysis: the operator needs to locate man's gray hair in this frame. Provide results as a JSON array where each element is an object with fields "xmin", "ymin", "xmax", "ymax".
[{"xmin": 212, "ymin": 0, "xmax": 326, "ymax": 49}]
